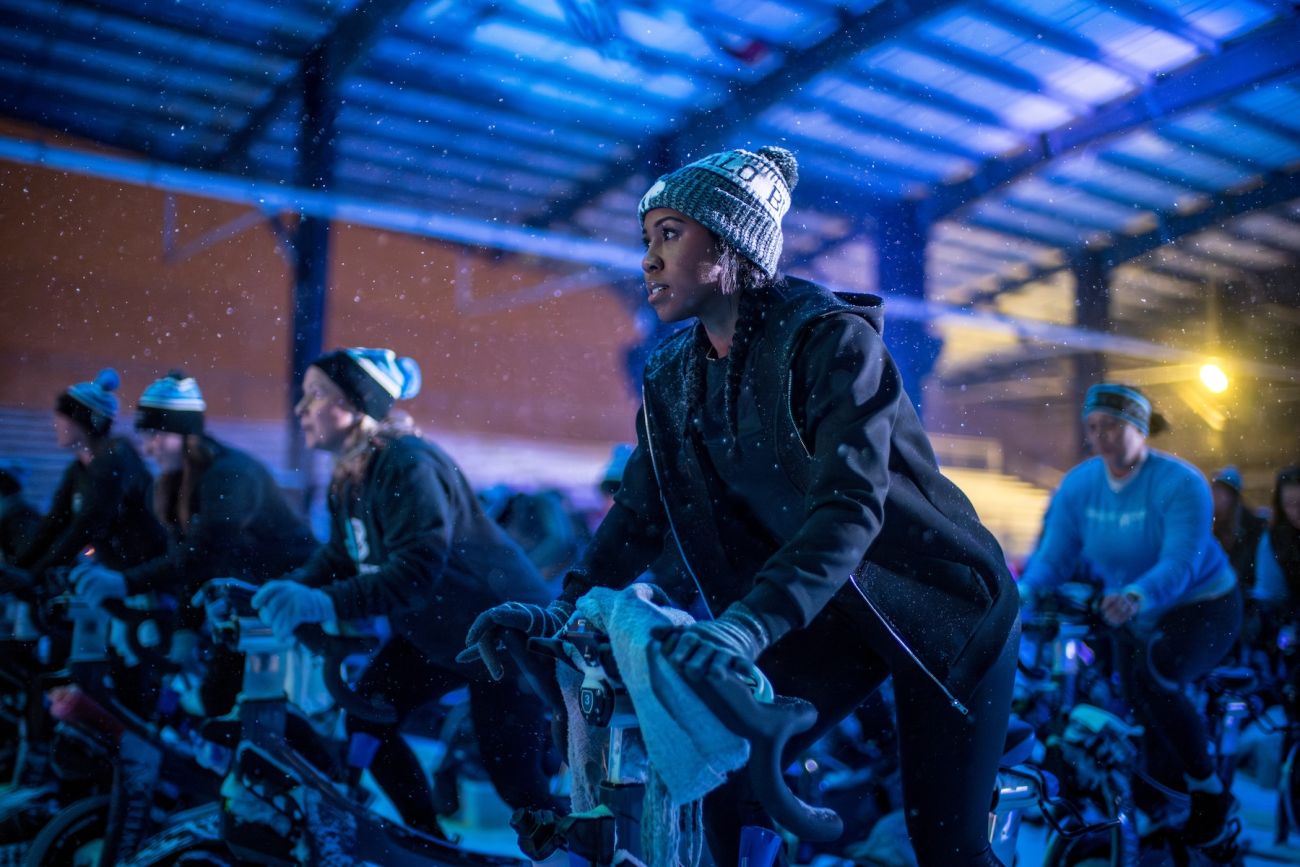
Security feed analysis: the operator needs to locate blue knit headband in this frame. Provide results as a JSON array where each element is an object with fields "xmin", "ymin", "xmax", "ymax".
[{"xmin": 1083, "ymin": 384, "xmax": 1152, "ymax": 435}]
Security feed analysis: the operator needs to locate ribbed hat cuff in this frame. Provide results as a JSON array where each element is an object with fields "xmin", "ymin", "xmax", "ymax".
[
  {"xmin": 56, "ymin": 392, "xmax": 112, "ymax": 437},
  {"xmin": 135, "ymin": 406, "xmax": 205, "ymax": 436}
]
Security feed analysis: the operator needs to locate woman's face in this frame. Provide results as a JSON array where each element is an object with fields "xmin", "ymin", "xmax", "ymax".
[
  {"xmin": 295, "ymin": 366, "xmax": 362, "ymax": 453},
  {"xmin": 1281, "ymin": 483, "xmax": 1300, "ymax": 531},
  {"xmin": 52, "ymin": 411, "xmax": 85, "ymax": 450},
  {"xmin": 640, "ymin": 208, "xmax": 729, "ymax": 325},
  {"xmin": 1084, "ymin": 411, "xmax": 1146, "ymax": 470},
  {"xmin": 139, "ymin": 430, "xmax": 185, "ymax": 472}
]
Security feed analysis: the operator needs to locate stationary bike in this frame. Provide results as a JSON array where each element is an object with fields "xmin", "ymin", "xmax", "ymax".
[{"xmin": 123, "ymin": 578, "xmax": 530, "ymax": 866}]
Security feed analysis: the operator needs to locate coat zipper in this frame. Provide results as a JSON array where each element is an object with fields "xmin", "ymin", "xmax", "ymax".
[
  {"xmin": 847, "ymin": 575, "xmax": 969, "ymax": 716},
  {"xmin": 784, "ymin": 327, "xmax": 969, "ymax": 717},
  {"xmin": 641, "ymin": 387, "xmax": 716, "ymax": 621}
]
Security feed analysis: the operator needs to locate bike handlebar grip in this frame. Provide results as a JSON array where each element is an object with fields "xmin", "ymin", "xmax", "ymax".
[
  {"xmin": 743, "ymin": 697, "xmax": 843, "ymax": 842},
  {"xmin": 98, "ymin": 598, "xmax": 179, "ymax": 672},
  {"xmin": 295, "ymin": 624, "xmax": 397, "ymax": 725},
  {"xmin": 198, "ymin": 578, "xmax": 259, "ymax": 617},
  {"xmin": 526, "ymin": 636, "xmax": 569, "ymax": 662},
  {"xmin": 677, "ymin": 663, "xmax": 843, "ymax": 842}
]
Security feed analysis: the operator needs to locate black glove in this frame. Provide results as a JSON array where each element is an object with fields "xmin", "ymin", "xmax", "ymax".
[
  {"xmin": 457, "ymin": 599, "xmax": 575, "ymax": 680},
  {"xmin": 659, "ymin": 602, "xmax": 770, "ymax": 680}
]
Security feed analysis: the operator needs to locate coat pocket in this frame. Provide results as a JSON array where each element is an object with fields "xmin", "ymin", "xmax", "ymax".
[{"xmin": 851, "ymin": 554, "xmax": 992, "ymax": 680}]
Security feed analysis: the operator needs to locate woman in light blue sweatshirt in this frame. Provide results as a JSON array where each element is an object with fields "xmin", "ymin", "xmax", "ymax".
[{"xmin": 1020, "ymin": 384, "xmax": 1240, "ymax": 849}]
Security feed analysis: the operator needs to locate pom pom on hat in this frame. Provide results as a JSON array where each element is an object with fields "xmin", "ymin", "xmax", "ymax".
[
  {"xmin": 395, "ymin": 356, "xmax": 422, "ymax": 400},
  {"xmin": 638, "ymin": 144, "xmax": 799, "ymax": 278},
  {"xmin": 93, "ymin": 368, "xmax": 121, "ymax": 393}
]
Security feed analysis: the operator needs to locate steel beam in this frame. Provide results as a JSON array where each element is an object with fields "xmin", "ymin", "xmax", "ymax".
[
  {"xmin": 1099, "ymin": 0, "xmax": 1222, "ymax": 54},
  {"xmin": 286, "ymin": 43, "xmax": 337, "ymax": 504},
  {"xmin": 966, "ymin": 214, "xmax": 1085, "ymax": 249},
  {"xmin": 966, "ymin": 167, "xmax": 1300, "ymax": 301},
  {"xmin": 1072, "ymin": 250, "xmax": 1111, "ymax": 442},
  {"xmin": 1217, "ymin": 104, "xmax": 1300, "ymax": 144},
  {"xmin": 210, "ymin": 0, "xmax": 417, "ymax": 171},
  {"xmin": 1097, "ymin": 151, "xmax": 1231, "ymax": 196},
  {"xmin": 1152, "ymin": 125, "xmax": 1273, "ymax": 172},
  {"xmin": 876, "ymin": 200, "xmax": 942, "ymax": 417},
  {"xmin": 908, "ymin": 32, "xmax": 1092, "ymax": 116},
  {"xmin": 920, "ymin": 15, "xmax": 1300, "ymax": 223},
  {"xmin": 966, "ymin": 3, "xmax": 1151, "ymax": 83},
  {"xmin": 854, "ymin": 68, "xmax": 1006, "ymax": 127},
  {"xmin": 804, "ymin": 98, "xmax": 987, "ymax": 160},
  {"xmin": 0, "ymin": 134, "xmax": 645, "ymax": 269},
  {"xmin": 538, "ymin": 0, "xmax": 970, "ymax": 227}
]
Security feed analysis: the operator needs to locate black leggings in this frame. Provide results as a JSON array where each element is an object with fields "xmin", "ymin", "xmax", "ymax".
[
  {"xmin": 1114, "ymin": 587, "xmax": 1241, "ymax": 781},
  {"xmin": 345, "ymin": 636, "xmax": 559, "ymax": 832},
  {"xmin": 703, "ymin": 601, "xmax": 1019, "ymax": 867}
]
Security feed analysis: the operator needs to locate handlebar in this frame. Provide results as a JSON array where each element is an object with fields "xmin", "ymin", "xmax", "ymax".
[
  {"xmin": 99, "ymin": 597, "xmax": 180, "ymax": 673},
  {"xmin": 651, "ymin": 637, "xmax": 843, "ymax": 842},
  {"xmin": 294, "ymin": 623, "xmax": 397, "ymax": 726},
  {"xmin": 195, "ymin": 578, "xmax": 398, "ymax": 726}
]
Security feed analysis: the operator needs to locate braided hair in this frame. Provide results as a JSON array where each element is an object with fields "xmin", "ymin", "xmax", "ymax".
[{"xmin": 683, "ymin": 237, "xmax": 780, "ymax": 456}]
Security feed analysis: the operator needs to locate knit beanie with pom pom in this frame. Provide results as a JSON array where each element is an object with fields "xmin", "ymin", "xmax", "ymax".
[
  {"xmin": 56, "ymin": 368, "xmax": 121, "ymax": 437},
  {"xmin": 310, "ymin": 348, "xmax": 421, "ymax": 421},
  {"xmin": 637, "ymin": 145, "xmax": 799, "ymax": 278}
]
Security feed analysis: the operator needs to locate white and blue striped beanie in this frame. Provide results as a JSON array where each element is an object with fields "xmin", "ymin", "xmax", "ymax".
[
  {"xmin": 311, "ymin": 348, "xmax": 421, "ymax": 420},
  {"xmin": 136, "ymin": 372, "xmax": 207, "ymax": 435}
]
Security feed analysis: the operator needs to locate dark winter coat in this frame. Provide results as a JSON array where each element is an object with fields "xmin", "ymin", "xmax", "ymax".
[
  {"xmin": 123, "ymin": 437, "xmax": 318, "ymax": 599},
  {"xmin": 293, "ymin": 435, "xmax": 551, "ymax": 665},
  {"xmin": 17, "ymin": 437, "xmax": 168, "ymax": 577},
  {"xmin": 1, "ymin": 494, "xmax": 41, "ymax": 564},
  {"xmin": 564, "ymin": 278, "xmax": 1018, "ymax": 707}
]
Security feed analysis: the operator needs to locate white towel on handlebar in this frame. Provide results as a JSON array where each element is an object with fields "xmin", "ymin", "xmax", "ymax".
[{"xmin": 570, "ymin": 583, "xmax": 751, "ymax": 806}]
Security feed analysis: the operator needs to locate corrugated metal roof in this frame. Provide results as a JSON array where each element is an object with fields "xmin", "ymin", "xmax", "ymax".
[{"xmin": 1, "ymin": 0, "xmax": 1297, "ymax": 326}]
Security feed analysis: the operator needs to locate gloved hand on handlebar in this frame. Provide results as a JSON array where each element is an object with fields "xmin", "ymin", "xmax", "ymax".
[
  {"xmin": 72, "ymin": 561, "xmax": 127, "ymax": 608},
  {"xmin": 457, "ymin": 599, "xmax": 575, "ymax": 680},
  {"xmin": 252, "ymin": 580, "xmax": 336, "ymax": 642},
  {"xmin": 660, "ymin": 602, "xmax": 770, "ymax": 680}
]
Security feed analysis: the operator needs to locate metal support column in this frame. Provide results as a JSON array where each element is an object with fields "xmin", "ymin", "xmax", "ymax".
[
  {"xmin": 287, "ymin": 44, "xmax": 338, "ymax": 510},
  {"xmin": 875, "ymin": 200, "xmax": 941, "ymax": 420},
  {"xmin": 1073, "ymin": 250, "xmax": 1111, "ymax": 456}
]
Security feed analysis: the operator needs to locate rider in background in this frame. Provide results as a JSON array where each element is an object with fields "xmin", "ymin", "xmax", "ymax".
[
  {"xmin": 16, "ymin": 368, "xmax": 167, "ymax": 580},
  {"xmin": 0, "ymin": 459, "xmax": 41, "ymax": 565},
  {"xmin": 1019, "ymin": 383, "xmax": 1240, "ymax": 848},
  {"xmin": 1252, "ymin": 465, "xmax": 1300, "ymax": 636},
  {"xmin": 71, "ymin": 372, "xmax": 319, "ymax": 713},
  {"xmin": 253, "ymin": 347, "xmax": 559, "ymax": 837},
  {"xmin": 1211, "ymin": 465, "xmax": 1267, "ymax": 603}
]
